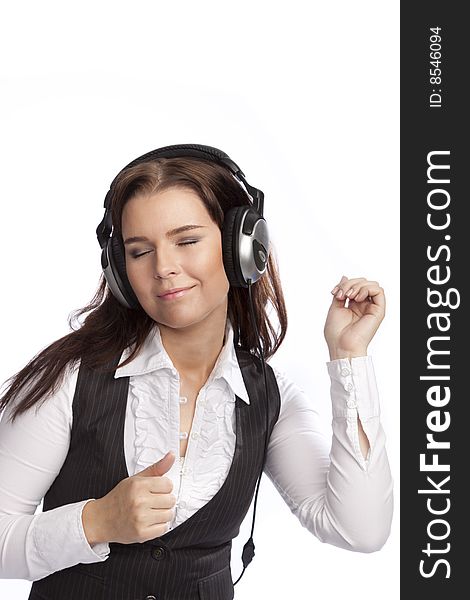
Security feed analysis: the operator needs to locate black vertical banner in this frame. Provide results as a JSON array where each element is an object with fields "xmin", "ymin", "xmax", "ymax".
[{"xmin": 401, "ymin": 3, "xmax": 467, "ymax": 598}]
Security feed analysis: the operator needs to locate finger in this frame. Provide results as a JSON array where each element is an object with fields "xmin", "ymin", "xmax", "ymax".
[
  {"xmin": 334, "ymin": 279, "xmax": 379, "ymax": 298},
  {"xmin": 350, "ymin": 283, "xmax": 385, "ymax": 309},
  {"xmin": 353, "ymin": 283, "xmax": 382, "ymax": 301},
  {"xmin": 331, "ymin": 275, "xmax": 348, "ymax": 292},
  {"xmin": 330, "ymin": 291, "xmax": 347, "ymax": 305},
  {"xmin": 347, "ymin": 283, "xmax": 375, "ymax": 301},
  {"xmin": 344, "ymin": 282, "xmax": 376, "ymax": 299},
  {"xmin": 331, "ymin": 276, "xmax": 368, "ymax": 297},
  {"xmin": 146, "ymin": 476, "xmax": 174, "ymax": 494},
  {"xmin": 148, "ymin": 493, "xmax": 177, "ymax": 509},
  {"xmin": 149, "ymin": 508, "xmax": 175, "ymax": 524},
  {"xmin": 345, "ymin": 279, "xmax": 378, "ymax": 290}
]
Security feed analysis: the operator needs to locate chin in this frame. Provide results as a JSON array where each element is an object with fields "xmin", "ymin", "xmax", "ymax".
[
  {"xmin": 155, "ymin": 307, "xmax": 223, "ymax": 331},
  {"xmin": 149, "ymin": 311, "xmax": 200, "ymax": 329}
]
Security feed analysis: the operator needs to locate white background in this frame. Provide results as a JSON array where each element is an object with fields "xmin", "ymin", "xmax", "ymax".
[{"xmin": 0, "ymin": 1, "xmax": 399, "ymax": 598}]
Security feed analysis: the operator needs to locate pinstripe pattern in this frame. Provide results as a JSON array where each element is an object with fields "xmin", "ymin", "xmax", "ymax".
[{"xmin": 28, "ymin": 345, "xmax": 280, "ymax": 600}]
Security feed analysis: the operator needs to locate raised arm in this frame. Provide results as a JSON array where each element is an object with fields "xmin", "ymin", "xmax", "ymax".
[
  {"xmin": 264, "ymin": 357, "xmax": 393, "ymax": 552},
  {"xmin": 263, "ymin": 275, "xmax": 393, "ymax": 552}
]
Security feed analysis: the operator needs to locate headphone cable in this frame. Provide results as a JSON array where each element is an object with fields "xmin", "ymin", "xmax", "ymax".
[{"xmin": 233, "ymin": 279, "xmax": 270, "ymax": 586}]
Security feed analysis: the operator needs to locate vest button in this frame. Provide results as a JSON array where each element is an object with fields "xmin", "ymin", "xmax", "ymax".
[
  {"xmin": 145, "ymin": 596, "xmax": 157, "ymax": 600},
  {"xmin": 151, "ymin": 546, "xmax": 166, "ymax": 560}
]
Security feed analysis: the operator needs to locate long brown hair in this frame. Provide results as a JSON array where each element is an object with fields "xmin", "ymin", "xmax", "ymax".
[{"xmin": 0, "ymin": 156, "xmax": 288, "ymax": 424}]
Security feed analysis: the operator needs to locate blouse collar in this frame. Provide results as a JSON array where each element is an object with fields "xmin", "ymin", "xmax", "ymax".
[{"xmin": 114, "ymin": 317, "xmax": 250, "ymax": 404}]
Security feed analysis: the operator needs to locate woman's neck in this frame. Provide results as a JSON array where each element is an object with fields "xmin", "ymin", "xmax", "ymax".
[{"xmin": 158, "ymin": 308, "xmax": 228, "ymax": 383}]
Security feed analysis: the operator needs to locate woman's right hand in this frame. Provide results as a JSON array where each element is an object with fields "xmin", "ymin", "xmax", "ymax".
[{"xmin": 82, "ymin": 451, "xmax": 177, "ymax": 545}]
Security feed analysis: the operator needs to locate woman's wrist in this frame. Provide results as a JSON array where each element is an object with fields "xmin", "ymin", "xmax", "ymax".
[
  {"xmin": 328, "ymin": 347, "xmax": 368, "ymax": 361},
  {"xmin": 82, "ymin": 498, "xmax": 108, "ymax": 546}
]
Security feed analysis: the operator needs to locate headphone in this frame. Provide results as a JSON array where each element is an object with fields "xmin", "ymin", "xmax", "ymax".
[
  {"xmin": 95, "ymin": 143, "xmax": 269, "ymax": 310},
  {"xmin": 95, "ymin": 143, "xmax": 271, "ymax": 586}
]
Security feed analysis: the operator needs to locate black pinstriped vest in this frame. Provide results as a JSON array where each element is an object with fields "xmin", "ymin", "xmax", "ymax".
[{"xmin": 28, "ymin": 344, "xmax": 281, "ymax": 600}]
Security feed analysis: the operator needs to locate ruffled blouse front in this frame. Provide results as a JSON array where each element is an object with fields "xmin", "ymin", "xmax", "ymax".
[{"xmin": 121, "ymin": 318, "xmax": 248, "ymax": 530}]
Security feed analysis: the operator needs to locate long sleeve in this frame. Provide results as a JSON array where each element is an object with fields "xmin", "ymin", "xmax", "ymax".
[
  {"xmin": 0, "ymin": 365, "xmax": 110, "ymax": 581},
  {"xmin": 263, "ymin": 355, "xmax": 394, "ymax": 553}
]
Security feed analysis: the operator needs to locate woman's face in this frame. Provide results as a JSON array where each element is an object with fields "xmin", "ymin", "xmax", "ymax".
[{"xmin": 121, "ymin": 186, "xmax": 230, "ymax": 330}]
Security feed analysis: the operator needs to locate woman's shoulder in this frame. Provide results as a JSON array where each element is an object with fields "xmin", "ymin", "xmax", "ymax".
[
  {"xmin": 267, "ymin": 361, "xmax": 309, "ymax": 405},
  {"xmin": 1, "ymin": 358, "xmax": 82, "ymax": 428},
  {"xmin": 44, "ymin": 359, "xmax": 82, "ymax": 416}
]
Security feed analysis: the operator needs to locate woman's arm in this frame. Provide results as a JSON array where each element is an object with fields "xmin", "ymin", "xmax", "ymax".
[
  {"xmin": 328, "ymin": 347, "xmax": 374, "ymax": 460},
  {"xmin": 264, "ymin": 358, "xmax": 393, "ymax": 553},
  {"xmin": 357, "ymin": 418, "xmax": 370, "ymax": 459},
  {"xmin": 0, "ymin": 364, "xmax": 109, "ymax": 581}
]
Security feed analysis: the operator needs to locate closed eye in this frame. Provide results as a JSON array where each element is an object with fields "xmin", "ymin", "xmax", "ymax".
[{"xmin": 130, "ymin": 240, "xmax": 198, "ymax": 259}]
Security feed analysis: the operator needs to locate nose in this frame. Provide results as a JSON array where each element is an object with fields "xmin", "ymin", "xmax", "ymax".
[{"xmin": 152, "ymin": 245, "xmax": 180, "ymax": 279}]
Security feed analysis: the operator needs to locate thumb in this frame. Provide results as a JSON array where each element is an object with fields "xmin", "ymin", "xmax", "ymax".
[
  {"xmin": 134, "ymin": 451, "xmax": 176, "ymax": 478},
  {"xmin": 330, "ymin": 275, "xmax": 348, "ymax": 305}
]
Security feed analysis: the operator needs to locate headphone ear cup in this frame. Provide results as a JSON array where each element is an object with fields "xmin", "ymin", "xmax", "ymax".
[
  {"xmin": 223, "ymin": 205, "xmax": 270, "ymax": 288},
  {"xmin": 108, "ymin": 235, "xmax": 141, "ymax": 309},
  {"xmin": 222, "ymin": 206, "xmax": 248, "ymax": 288}
]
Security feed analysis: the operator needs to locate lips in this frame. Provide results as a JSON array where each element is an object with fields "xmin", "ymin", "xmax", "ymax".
[
  {"xmin": 157, "ymin": 286, "xmax": 194, "ymax": 298},
  {"xmin": 158, "ymin": 286, "xmax": 192, "ymax": 297}
]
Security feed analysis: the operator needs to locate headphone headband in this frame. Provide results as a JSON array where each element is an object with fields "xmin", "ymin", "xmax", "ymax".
[
  {"xmin": 96, "ymin": 144, "xmax": 264, "ymax": 250},
  {"xmin": 101, "ymin": 143, "xmax": 264, "ymax": 212}
]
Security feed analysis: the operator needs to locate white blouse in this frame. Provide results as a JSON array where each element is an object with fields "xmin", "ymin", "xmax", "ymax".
[{"xmin": 0, "ymin": 318, "xmax": 394, "ymax": 581}]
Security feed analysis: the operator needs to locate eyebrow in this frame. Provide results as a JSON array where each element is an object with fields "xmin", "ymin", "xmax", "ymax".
[{"xmin": 123, "ymin": 225, "xmax": 207, "ymax": 245}]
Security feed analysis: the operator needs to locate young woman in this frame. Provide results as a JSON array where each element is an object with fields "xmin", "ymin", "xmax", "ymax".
[{"xmin": 0, "ymin": 145, "xmax": 393, "ymax": 600}]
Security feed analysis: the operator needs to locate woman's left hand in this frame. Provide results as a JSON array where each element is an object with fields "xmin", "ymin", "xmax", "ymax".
[{"xmin": 323, "ymin": 276, "xmax": 386, "ymax": 359}]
